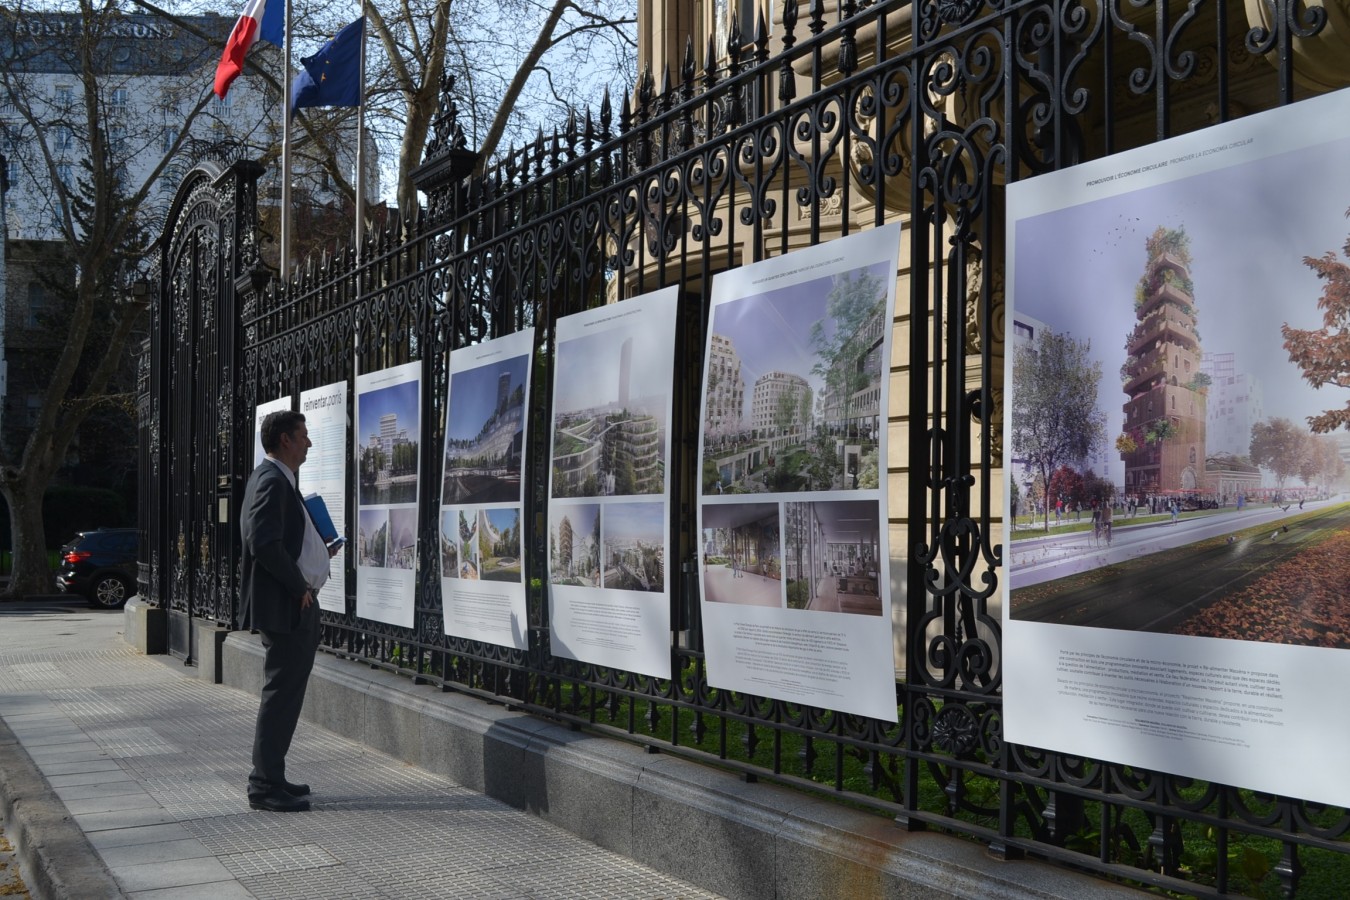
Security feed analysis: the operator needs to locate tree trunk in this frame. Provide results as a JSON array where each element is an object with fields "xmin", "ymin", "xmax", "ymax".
[{"xmin": 1, "ymin": 475, "xmax": 54, "ymax": 598}]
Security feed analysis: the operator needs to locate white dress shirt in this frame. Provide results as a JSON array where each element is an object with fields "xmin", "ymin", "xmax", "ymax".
[{"xmin": 267, "ymin": 457, "xmax": 331, "ymax": 592}]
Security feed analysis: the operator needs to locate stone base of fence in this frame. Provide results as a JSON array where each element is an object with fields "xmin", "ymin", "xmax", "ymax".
[
  {"xmin": 221, "ymin": 632, "xmax": 1145, "ymax": 900},
  {"xmin": 123, "ymin": 597, "xmax": 166, "ymax": 655}
]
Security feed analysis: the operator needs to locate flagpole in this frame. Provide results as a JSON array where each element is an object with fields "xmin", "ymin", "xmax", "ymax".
[
  {"xmin": 354, "ymin": 1, "xmax": 366, "ymax": 264},
  {"xmin": 280, "ymin": 0, "xmax": 293, "ymax": 282}
]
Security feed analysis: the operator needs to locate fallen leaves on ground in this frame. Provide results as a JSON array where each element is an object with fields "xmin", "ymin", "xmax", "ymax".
[{"xmin": 1173, "ymin": 530, "xmax": 1350, "ymax": 648}]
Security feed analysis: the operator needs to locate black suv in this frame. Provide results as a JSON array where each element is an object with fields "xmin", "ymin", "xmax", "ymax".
[{"xmin": 57, "ymin": 528, "xmax": 138, "ymax": 609}]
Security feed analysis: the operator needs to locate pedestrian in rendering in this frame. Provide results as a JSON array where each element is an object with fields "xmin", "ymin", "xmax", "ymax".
[
  {"xmin": 240, "ymin": 410, "xmax": 336, "ymax": 813},
  {"xmin": 1169, "ymin": 500, "xmax": 1179, "ymax": 525}
]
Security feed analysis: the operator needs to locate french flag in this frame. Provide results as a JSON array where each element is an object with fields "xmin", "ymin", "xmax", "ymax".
[{"xmin": 213, "ymin": 0, "xmax": 284, "ymax": 99}]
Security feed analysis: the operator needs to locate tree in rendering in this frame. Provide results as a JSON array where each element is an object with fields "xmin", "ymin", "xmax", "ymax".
[
  {"xmin": 1283, "ymin": 208, "xmax": 1350, "ymax": 433},
  {"xmin": 1010, "ymin": 329, "xmax": 1107, "ymax": 531},
  {"xmin": 1249, "ymin": 418, "xmax": 1308, "ymax": 495},
  {"xmin": 811, "ymin": 268, "xmax": 886, "ymax": 437}
]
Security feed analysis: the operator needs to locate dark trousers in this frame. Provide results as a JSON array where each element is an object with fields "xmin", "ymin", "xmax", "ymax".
[{"xmin": 248, "ymin": 613, "xmax": 319, "ymax": 797}]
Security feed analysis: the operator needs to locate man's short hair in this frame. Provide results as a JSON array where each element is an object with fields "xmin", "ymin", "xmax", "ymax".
[{"xmin": 260, "ymin": 410, "xmax": 306, "ymax": 454}]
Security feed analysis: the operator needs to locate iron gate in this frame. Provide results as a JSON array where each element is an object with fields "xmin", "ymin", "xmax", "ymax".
[{"xmin": 143, "ymin": 1, "xmax": 1350, "ymax": 895}]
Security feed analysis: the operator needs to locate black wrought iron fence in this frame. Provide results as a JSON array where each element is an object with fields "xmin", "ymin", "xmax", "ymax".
[{"xmin": 145, "ymin": 1, "xmax": 1350, "ymax": 896}]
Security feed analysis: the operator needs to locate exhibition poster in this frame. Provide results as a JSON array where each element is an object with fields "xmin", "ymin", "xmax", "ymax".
[
  {"xmin": 1004, "ymin": 87, "xmax": 1350, "ymax": 805},
  {"xmin": 440, "ymin": 328, "xmax": 535, "ymax": 650},
  {"xmin": 547, "ymin": 287, "xmax": 679, "ymax": 679},
  {"xmin": 354, "ymin": 361, "xmax": 421, "ymax": 629},
  {"xmin": 697, "ymin": 224, "xmax": 901, "ymax": 722},
  {"xmin": 300, "ymin": 382, "xmax": 348, "ymax": 615},
  {"xmin": 253, "ymin": 396, "xmax": 291, "ymax": 468}
]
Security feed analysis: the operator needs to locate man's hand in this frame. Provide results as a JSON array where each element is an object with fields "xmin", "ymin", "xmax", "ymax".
[{"xmin": 301, "ymin": 589, "xmax": 313, "ymax": 610}]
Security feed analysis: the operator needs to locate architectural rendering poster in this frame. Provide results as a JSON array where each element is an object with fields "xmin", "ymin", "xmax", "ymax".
[
  {"xmin": 354, "ymin": 362, "xmax": 421, "ymax": 629},
  {"xmin": 547, "ymin": 287, "xmax": 679, "ymax": 679},
  {"xmin": 300, "ymin": 381, "xmax": 349, "ymax": 615},
  {"xmin": 440, "ymin": 328, "xmax": 535, "ymax": 650},
  {"xmin": 253, "ymin": 395, "xmax": 291, "ymax": 468},
  {"xmin": 1004, "ymin": 88, "xmax": 1350, "ymax": 806},
  {"xmin": 697, "ymin": 224, "xmax": 901, "ymax": 722}
]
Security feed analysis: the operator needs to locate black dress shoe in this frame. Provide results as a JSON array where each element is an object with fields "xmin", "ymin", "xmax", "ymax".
[
  {"xmin": 249, "ymin": 792, "xmax": 311, "ymax": 812},
  {"xmin": 281, "ymin": 781, "xmax": 311, "ymax": 796}
]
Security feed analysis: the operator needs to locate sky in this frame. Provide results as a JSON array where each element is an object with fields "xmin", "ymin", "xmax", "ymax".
[
  {"xmin": 358, "ymin": 508, "xmax": 385, "ymax": 534},
  {"xmin": 551, "ymin": 502, "xmax": 599, "ymax": 537},
  {"xmin": 483, "ymin": 507, "xmax": 519, "ymax": 534},
  {"xmin": 1013, "ymin": 134, "xmax": 1350, "ymax": 484},
  {"xmin": 554, "ymin": 321, "xmax": 670, "ymax": 414},
  {"xmin": 711, "ymin": 261, "xmax": 891, "ymax": 420},
  {"xmin": 357, "ymin": 381, "xmax": 419, "ymax": 443},
  {"xmin": 603, "ymin": 501, "xmax": 663, "ymax": 542},
  {"xmin": 446, "ymin": 354, "xmax": 529, "ymax": 441}
]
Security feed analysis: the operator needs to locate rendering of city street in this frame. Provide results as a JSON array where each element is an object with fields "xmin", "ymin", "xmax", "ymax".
[
  {"xmin": 601, "ymin": 501, "xmax": 665, "ymax": 592},
  {"xmin": 1009, "ymin": 134, "xmax": 1350, "ymax": 649},
  {"xmin": 701, "ymin": 262, "xmax": 889, "ymax": 495},
  {"xmin": 357, "ymin": 381, "xmax": 420, "ymax": 505},
  {"xmin": 478, "ymin": 507, "xmax": 523, "ymax": 582},
  {"xmin": 552, "ymin": 324, "xmax": 669, "ymax": 499},
  {"xmin": 443, "ymin": 355, "xmax": 528, "ymax": 504},
  {"xmin": 550, "ymin": 502, "xmax": 600, "ymax": 587},
  {"xmin": 358, "ymin": 508, "xmax": 388, "ymax": 567}
]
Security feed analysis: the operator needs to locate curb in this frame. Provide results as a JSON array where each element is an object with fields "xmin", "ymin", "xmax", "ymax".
[{"xmin": 0, "ymin": 719, "xmax": 125, "ymax": 899}]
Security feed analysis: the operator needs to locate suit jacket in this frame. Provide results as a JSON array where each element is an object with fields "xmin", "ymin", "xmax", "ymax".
[{"xmin": 239, "ymin": 459, "xmax": 310, "ymax": 633}]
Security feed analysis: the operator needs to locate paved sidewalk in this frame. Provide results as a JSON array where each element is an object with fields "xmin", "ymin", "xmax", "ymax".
[{"xmin": 0, "ymin": 598, "xmax": 720, "ymax": 899}]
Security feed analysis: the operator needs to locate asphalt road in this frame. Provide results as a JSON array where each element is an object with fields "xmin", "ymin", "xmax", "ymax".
[{"xmin": 1010, "ymin": 501, "xmax": 1350, "ymax": 633}]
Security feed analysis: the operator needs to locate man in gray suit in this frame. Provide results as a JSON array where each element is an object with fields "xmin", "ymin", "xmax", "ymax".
[{"xmin": 240, "ymin": 410, "xmax": 335, "ymax": 812}]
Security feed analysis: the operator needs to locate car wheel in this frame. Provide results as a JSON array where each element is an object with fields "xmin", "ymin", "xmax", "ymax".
[{"xmin": 89, "ymin": 574, "xmax": 131, "ymax": 610}]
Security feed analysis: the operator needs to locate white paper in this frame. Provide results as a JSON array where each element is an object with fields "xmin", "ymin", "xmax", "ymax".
[
  {"xmin": 697, "ymin": 224, "xmax": 902, "ymax": 721},
  {"xmin": 300, "ymin": 382, "xmax": 349, "ymax": 615},
  {"xmin": 354, "ymin": 361, "xmax": 421, "ymax": 629},
  {"xmin": 547, "ymin": 288, "xmax": 679, "ymax": 679},
  {"xmin": 440, "ymin": 329, "xmax": 535, "ymax": 650},
  {"xmin": 1004, "ymin": 87, "xmax": 1350, "ymax": 806}
]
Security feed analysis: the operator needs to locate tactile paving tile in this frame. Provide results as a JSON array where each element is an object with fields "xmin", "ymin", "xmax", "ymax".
[
  {"xmin": 239, "ymin": 863, "xmax": 390, "ymax": 900},
  {"xmin": 82, "ymin": 725, "xmax": 179, "ymax": 757},
  {"xmin": 485, "ymin": 854, "xmax": 725, "ymax": 899},
  {"xmin": 183, "ymin": 813, "xmax": 305, "ymax": 856},
  {"xmin": 344, "ymin": 866, "xmax": 530, "ymax": 900},
  {"xmin": 5, "ymin": 662, "xmax": 62, "ymax": 682},
  {"xmin": 219, "ymin": 842, "xmax": 339, "ymax": 877},
  {"xmin": 0, "ymin": 650, "xmax": 166, "ymax": 690},
  {"xmin": 145, "ymin": 772, "xmax": 252, "ymax": 821}
]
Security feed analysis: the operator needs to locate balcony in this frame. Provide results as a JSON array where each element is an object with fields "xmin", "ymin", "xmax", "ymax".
[{"xmin": 1139, "ymin": 279, "xmax": 1194, "ymax": 318}]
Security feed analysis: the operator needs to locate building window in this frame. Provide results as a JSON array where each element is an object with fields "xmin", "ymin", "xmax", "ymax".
[
  {"xmin": 27, "ymin": 394, "xmax": 43, "ymax": 426},
  {"xmin": 54, "ymin": 125, "xmax": 73, "ymax": 151},
  {"xmin": 54, "ymin": 84, "xmax": 73, "ymax": 106},
  {"xmin": 212, "ymin": 94, "xmax": 232, "ymax": 119},
  {"xmin": 55, "ymin": 162, "xmax": 72, "ymax": 187},
  {"xmin": 26, "ymin": 282, "xmax": 46, "ymax": 327},
  {"xmin": 712, "ymin": 0, "xmax": 761, "ymax": 58},
  {"xmin": 161, "ymin": 126, "xmax": 178, "ymax": 154},
  {"xmin": 110, "ymin": 87, "xmax": 129, "ymax": 113}
]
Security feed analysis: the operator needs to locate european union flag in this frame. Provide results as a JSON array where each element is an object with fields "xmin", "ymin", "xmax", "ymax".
[{"xmin": 290, "ymin": 17, "xmax": 364, "ymax": 117}]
